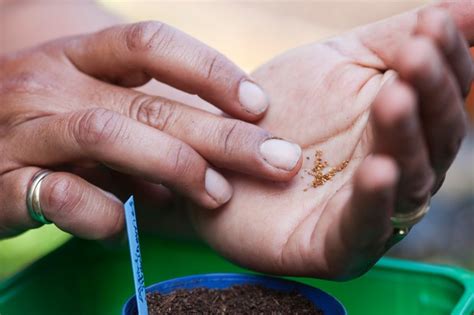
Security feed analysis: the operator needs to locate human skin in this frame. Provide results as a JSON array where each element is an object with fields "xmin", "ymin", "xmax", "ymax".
[
  {"xmin": 0, "ymin": 20, "xmax": 304, "ymax": 238},
  {"xmin": 1, "ymin": 1, "xmax": 472, "ymax": 279},
  {"xmin": 191, "ymin": 2, "xmax": 473, "ymax": 279}
]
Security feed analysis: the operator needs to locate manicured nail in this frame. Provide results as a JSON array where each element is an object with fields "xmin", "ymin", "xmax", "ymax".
[
  {"xmin": 238, "ymin": 80, "xmax": 269, "ymax": 115},
  {"xmin": 260, "ymin": 139, "xmax": 302, "ymax": 171},
  {"xmin": 205, "ymin": 168, "xmax": 233, "ymax": 205}
]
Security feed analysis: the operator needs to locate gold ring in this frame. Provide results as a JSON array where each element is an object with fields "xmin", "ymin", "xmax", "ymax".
[
  {"xmin": 26, "ymin": 169, "xmax": 53, "ymax": 225},
  {"xmin": 386, "ymin": 195, "xmax": 431, "ymax": 248},
  {"xmin": 391, "ymin": 195, "xmax": 431, "ymax": 230}
]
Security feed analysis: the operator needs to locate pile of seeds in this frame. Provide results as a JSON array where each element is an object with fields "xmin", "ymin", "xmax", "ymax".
[{"xmin": 304, "ymin": 150, "xmax": 349, "ymax": 189}]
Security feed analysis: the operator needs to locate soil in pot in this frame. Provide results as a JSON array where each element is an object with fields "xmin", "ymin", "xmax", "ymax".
[{"xmin": 143, "ymin": 284, "xmax": 324, "ymax": 314}]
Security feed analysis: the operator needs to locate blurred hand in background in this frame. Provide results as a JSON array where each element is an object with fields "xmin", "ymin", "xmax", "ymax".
[{"xmin": 192, "ymin": 2, "xmax": 473, "ymax": 279}]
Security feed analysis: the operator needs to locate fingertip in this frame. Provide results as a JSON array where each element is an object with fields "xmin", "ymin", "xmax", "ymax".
[
  {"xmin": 102, "ymin": 190, "xmax": 123, "ymax": 204},
  {"xmin": 204, "ymin": 168, "xmax": 233, "ymax": 209},
  {"xmin": 417, "ymin": 7, "xmax": 456, "ymax": 52},
  {"xmin": 336, "ymin": 155, "xmax": 398, "ymax": 256},
  {"xmin": 396, "ymin": 36, "xmax": 442, "ymax": 83},
  {"xmin": 356, "ymin": 155, "xmax": 399, "ymax": 194},
  {"xmin": 100, "ymin": 198, "xmax": 126, "ymax": 240},
  {"xmin": 373, "ymin": 81, "xmax": 417, "ymax": 127},
  {"xmin": 259, "ymin": 138, "xmax": 302, "ymax": 172},
  {"xmin": 238, "ymin": 80, "xmax": 269, "ymax": 118}
]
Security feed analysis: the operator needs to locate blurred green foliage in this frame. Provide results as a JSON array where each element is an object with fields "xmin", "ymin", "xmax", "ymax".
[{"xmin": 0, "ymin": 226, "xmax": 70, "ymax": 279}]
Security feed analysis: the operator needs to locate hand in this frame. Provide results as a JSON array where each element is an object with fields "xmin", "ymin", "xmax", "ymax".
[
  {"xmin": 191, "ymin": 3, "xmax": 473, "ymax": 279},
  {"xmin": 0, "ymin": 21, "xmax": 302, "ymax": 239}
]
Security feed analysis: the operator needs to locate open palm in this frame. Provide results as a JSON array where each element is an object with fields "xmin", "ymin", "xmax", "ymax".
[{"xmin": 192, "ymin": 2, "xmax": 473, "ymax": 279}]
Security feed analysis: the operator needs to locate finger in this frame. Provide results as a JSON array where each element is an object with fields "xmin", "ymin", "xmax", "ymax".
[
  {"xmin": 355, "ymin": 2, "xmax": 474, "ymax": 68},
  {"xmin": 322, "ymin": 155, "xmax": 398, "ymax": 279},
  {"xmin": 94, "ymin": 86, "xmax": 302, "ymax": 180},
  {"xmin": 372, "ymin": 80, "xmax": 435, "ymax": 213},
  {"xmin": 55, "ymin": 165, "xmax": 179, "ymax": 234},
  {"xmin": 0, "ymin": 167, "xmax": 124, "ymax": 240},
  {"xmin": 63, "ymin": 21, "xmax": 269, "ymax": 120},
  {"xmin": 57, "ymin": 165, "xmax": 173, "ymax": 205},
  {"xmin": 0, "ymin": 168, "xmax": 41, "ymax": 238},
  {"xmin": 415, "ymin": 8, "xmax": 474, "ymax": 96},
  {"xmin": 77, "ymin": 169, "xmax": 187, "ymax": 235},
  {"xmin": 438, "ymin": 1, "xmax": 474, "ymax": 45},
  {"xmin": 395, "ymin": 36, "xmax": 468, "ymax": 182},
  {"xmin": 9, "ymin": 109, "xmax": 233, "ymax": 209},
  {"xmin": 126, "ymin": 178, "xmax": 194, "ymax": 236}
]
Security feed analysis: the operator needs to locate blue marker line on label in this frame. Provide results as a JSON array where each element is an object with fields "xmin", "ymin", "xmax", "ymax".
[{"xmin": 124, "ymin": 196, "xmax": 148, "ymax": 315}]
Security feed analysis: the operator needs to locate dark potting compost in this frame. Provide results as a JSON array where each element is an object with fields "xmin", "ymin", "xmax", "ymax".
[{"xmin": 142, "ymin": 284, "xmax": 324, "ymax": 314}]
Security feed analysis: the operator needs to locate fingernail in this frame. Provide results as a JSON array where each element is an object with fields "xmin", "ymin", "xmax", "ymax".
[
  {"xmin": 260, "ymin": 139, "xmax": 302, "ymax": 171},
  {"xmin": 103, "ymin": 191, "xmax": 122, "ymax": 204},
  {"xmin": 205, "ymin": 168, "xmax": 233, "ymax": 205},
  {"xmin": 238, "ymin": 80, "xmax": 269, "ymax": 115}
]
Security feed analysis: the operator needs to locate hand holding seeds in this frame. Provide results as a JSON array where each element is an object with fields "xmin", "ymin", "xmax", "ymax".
[
  {"xmin": 192, "ymin": 2, "xmax": 473, "ymax": 279},
  {"xmin": 0, "ymin": 22, "xmax": 303, "ymax": 239}
]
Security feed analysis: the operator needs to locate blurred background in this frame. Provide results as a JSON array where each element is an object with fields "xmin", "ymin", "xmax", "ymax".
[{"xmin": 0, "ymin": 0, "xmax": 473, "ymax": 280}]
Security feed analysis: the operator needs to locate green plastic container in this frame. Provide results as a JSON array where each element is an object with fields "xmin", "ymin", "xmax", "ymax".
[{"xmin": 1, "ymin": 236, "xmax": 473, "ymax": 315}]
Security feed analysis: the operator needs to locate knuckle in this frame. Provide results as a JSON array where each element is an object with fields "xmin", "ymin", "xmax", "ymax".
[
  {"xmin": 444, "ymin": 136, "xmax": 463, "ymax": 160},
  {"xmin": 131, "ymin": 95, "xmax": 178, "ymax": 131},
  {"xmin": 431, "ymin": 110, "xmax": 467, "ymax": 172},
  {"xmin": 217, "ymin": 120, "xmax": 252, "ymax": 155},
  {"xmin": 402, "ymin": 166, "xmax": 434, "ymax": 206},
  {"xmin": 0, "ymin": 71, "xmax": 52, "ymax": 95},
  {"xmin": 199, "ymin": 52, "xmax": 229, "ymax": 81},
  {"xmin": 167, "ymin": 142, "xmax": 195, "ymax": 178},
  {"xmin": 124, "ymin": 21, "xmax": 172, "ymax": 53},
  {"xmin": 72, "ymin": 109, "xmax": 124, "ymax": 147},
  {"xmin": 439, "ymin": 126, "xmax": 465, "ymax": 168},
  {"xmin": 44, "ymin": 175, "xmax": 81, "ymax": 220}
]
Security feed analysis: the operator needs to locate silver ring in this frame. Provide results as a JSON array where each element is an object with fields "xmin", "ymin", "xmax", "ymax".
[{"xmin": 26, "ymin": 169, "xmax": 53, "ymax": 225}]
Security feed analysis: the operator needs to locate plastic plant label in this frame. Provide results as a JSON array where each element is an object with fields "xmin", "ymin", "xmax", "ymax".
[{"xmin": 124, "ymin": 196, "xmax": 148, "ymax": 315}]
